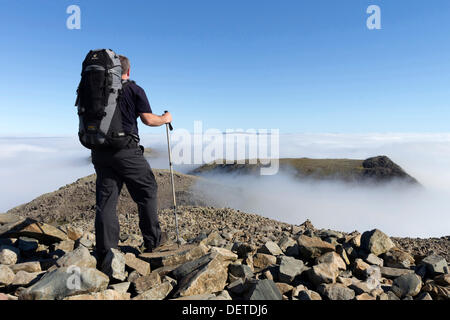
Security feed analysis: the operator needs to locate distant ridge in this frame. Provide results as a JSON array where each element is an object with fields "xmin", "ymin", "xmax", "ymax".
[{"xmin": 192, "ymin": 155, "xmax": 419, "ymax": 184}]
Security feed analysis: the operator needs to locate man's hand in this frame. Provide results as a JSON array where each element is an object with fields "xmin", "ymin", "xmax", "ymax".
[
  {"xmin": 162, "ymin": 111, "xmax": 172, "ymax": 124},
  {"xmin": 139, "ymin": 112, "xmax": 173, "ymax": 127}
]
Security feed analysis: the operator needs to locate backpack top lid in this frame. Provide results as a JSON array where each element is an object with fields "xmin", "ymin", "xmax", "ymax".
[{"xmin": 82, "ymin": 49, "xmax": 121, "ymax": 72}]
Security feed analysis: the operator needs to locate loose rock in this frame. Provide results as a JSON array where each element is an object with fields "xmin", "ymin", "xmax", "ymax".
[
  {"xmin": 391, "ymin": 273, "xmax": 422, "ymax": 298},
  {"xmin": 125, "ymin": 253, "xmax": 151, "ymax": 276},
  {"xmin": 278, "ymin": 256, "xmax": 307, "ymax": 283},
  {"xmin": 0, "ymin": 265, "xmax": 15, "ymax": 286},
  {"xmin": 297, "ymin": 235, "xmax": 335, "ymax": 259},
  {"xmin": 0, "ymin": 245, "xmax": 19, "ymax": 265},
  {"xmin": 317, "ymin": 283, "xmax": 356, "ymax": 300},
  {"xmin": 361, "ymin": 229, "xmax": 395, "ymax": 256},
  {"xmin": 19, "ymin": 267, "xmax": 109, "ymax": 300}
]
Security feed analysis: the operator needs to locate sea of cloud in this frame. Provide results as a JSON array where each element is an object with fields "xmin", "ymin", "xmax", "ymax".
[{"xmin": 1, "ymin": 133, "xmax": 449, "ymax": 238}]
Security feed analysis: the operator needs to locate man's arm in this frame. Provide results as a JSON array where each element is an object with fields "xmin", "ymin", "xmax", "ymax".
[{"xmin": 140, "ymin": 112, "xmax": 172, "ymax": 127}]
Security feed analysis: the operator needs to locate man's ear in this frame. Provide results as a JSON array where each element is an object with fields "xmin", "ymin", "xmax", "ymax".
[{"xmin": 127, "ymin": 68, "xmax": 130, "ymax": 77}]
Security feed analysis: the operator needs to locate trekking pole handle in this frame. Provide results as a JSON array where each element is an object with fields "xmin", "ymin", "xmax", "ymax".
[{"xmin": 164, "ymin": 110, "xmax": 173, "ymax": 131}]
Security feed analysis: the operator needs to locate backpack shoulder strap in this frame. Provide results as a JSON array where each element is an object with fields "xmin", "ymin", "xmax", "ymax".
[{"xmin": 121, "ymin": 79, "xmax": 135, "ymax": 89}]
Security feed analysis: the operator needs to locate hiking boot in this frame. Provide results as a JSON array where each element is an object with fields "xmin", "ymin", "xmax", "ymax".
[{"xmin": 139, "ymin": 232, "xmax": 170, "ymax": 253}]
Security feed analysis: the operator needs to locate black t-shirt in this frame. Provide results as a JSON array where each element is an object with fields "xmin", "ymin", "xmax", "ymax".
[{"xmin": 119, "ymin": 80, "xmax": 152, "ymax": 136}]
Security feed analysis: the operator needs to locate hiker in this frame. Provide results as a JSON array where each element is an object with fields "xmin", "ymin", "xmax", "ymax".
[{"xmin": 85, "ymin": 53, "xmax": 172, "ymax": 263}]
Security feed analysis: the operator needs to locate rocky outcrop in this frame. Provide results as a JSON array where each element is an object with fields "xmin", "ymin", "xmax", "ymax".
[
  {"xmin": 192, "ymin": 156, "xmax": 420, "ymax": 184},
  {"xmin": 0, "ymin": 205, "xmax": 448, "ymax": 300},
  {"xmin": 362, "ymin": 156, "xmax": 418, "ymax": 184}
]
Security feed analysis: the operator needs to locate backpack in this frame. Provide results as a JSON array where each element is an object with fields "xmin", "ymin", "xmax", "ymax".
[{"xmin": 75, "ymin": 49, "xmax": 131, "ymax": 150}]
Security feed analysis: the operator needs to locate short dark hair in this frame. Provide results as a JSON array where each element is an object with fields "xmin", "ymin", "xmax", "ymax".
[{"xmin": 119, "ymin": 55, "xmax": 130, "ymax": 75}]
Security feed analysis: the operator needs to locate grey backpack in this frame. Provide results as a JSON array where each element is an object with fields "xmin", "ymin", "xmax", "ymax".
[{"xmin": 75, "ymin": 49, "xmax": 131, "ymax": 149}]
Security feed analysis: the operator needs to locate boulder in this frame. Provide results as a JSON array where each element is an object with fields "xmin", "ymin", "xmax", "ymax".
[
  {"xmin": 245, "ymin": 279, "xmax": 282, "ymax": 300},
  {"xmin": 420, "ymin": 255, "xmax": 448, "ymax": 275},
  {"xmin": 337, "ymin": 276, "xmax": 353, "ymax": 286},
  {"xmin": 316, "ymin": 252, "xmax": 346, "ymax": 271},
  {"xmin": 364, "ymin": 253, "xmax": 384, "ymax": 267},
  {"xmin": 297, "ymin": 235, "xmax": 335, "ymax": 259},
  {"xmin": 278, "ymin": 256, "xmax": 307, "ymax": 283},
  {"xmin": 139, "ymin": 243, "xmax": 209, "ymax": 269},
  {"xmin": 56, "ymin": 246, "xmax": 97, "ymax": 269},
  {"xmin": 124, "ymin": 253, "xmax": 151, "ymax": 276},
  {"xmin": 1, "ymin": 219, "xmax": 68, "ymax": 244},
  {"xmin": 132, "ymin": 272, "xmax": 161, "ymax": 294},
  {"xmin": 308, "ymin": 263, "xmax": 339, "ymax": 285},
  {"xmin": 258, "ymin": 241, "xmax": 283, "ymax": 256},
  {"xmin": 297, "ymin": 289, "xmax": 322, "ymax": 300},
  {"xmin": 355, "ymin": 293, "xmax": 376, "ymax": 300},
  {"xmin": 151, "ymin": 264, "xmax": 181, "ymax": 278},
  {"xmin": 276, "ymin": 282, "xmax": 293, "ymax": 295},
  {"xmin": 19, "ymin": 267, "xmax": 109, "ymax": 300},
  {"xmin": 360, "ymin": 229, "xmax": 395, "ymax": 256},
  {"xmin": 77, "ymin": 237, "xmax": 94, "ymax": 249},
  {"xmin": 0, "ymin": 245, "xmax": 19, "ymax": 265},
  {"xmin": 10, "ymin": 261, "xmax": 42, "ymax": 273},
  {"xmin": 66, "ymin": 226, "xmax": 84, "ymax": 241},
  {"xmin": 200, "ymin": 231, "xmax": 223, "ymax": 247},
  {"xmin": 253, "ymin": 253, "xmax": 277, "ymax": 269},
  {"xmin": 108, "ymin": 282, "xmax": 130, "ymax": 294},
  {"xmin": 210, "ymin": 247, "xmax": 238, "ymax": 261},
  {"xmin": 422, "ymin": 281, "xmax": 450, "ymax": 300},
  {"xmin": 0, "ymin": 265, "xmax": 15, "ymax": 286},
  {"xmin": 228, "ymin": 263, "xmax": 254, "ymax": 280},
  {"xmin": 365, "ymin": 265, "xmax": 382, "ymax": 282},
  {"xmin": 53, "ymin": 240, "xmax": 75, "ymax": 253},
  {"xmin": 349, "ymin": 279, "xmax": 376, "ymax": 295},
  {"xmin": 391, "ymin": 273, "xmax": 422, "ymax": 298},
  {"xmin": 380, "ymin": 266, "xmax": 414, "ymax": 279},
  {"xmin": 278, "ymin": 236, "xmax": 297, "ymax": 253},
  {"xmin": 353, "ymin": 258, "xmax": 371, "ymax": 278},
  {"xmin": 345, "ymin": 232, "xmax": 361, "ymax": 248},
  {"xmin": 227, "ymin": 278, "xmax": 248, "ymax": 295},
  {"xmin": 65, "ymin": 289, "xmax": 130, "ymax": 300},
  {"xmin": 101, "ymin": 248, "xmax": 127, "ymax": 281},
  {"xmin": 434, "ymin": 274, "xmax": 450, "ymax": 286},
  {"xmin": 11, "ymin": 271, "xmax": 43, "ymax": 286},
  {"xmin": 317, "ymin": 283, "xmax": 356, "ymax": 300},
  {"xmin": 214, "ymin": 290, "xmax": 232, "ymax": 300},
  {"xmin": 171, "ymin": 253, "xmax": 216, "ymax": 280},
  {"xmin": 415, "ymin": 292, "xmax": 433, "ymax": 300},
  {"xmin": 335, "ymin": 245, "xmax": 350, "ymax": 266},
  {"xmin": 132, "ymin": 281, "xmax": 173, "ymax": 300},
  {"xmin": 232, "ymin": 242, "xmax": 257, "ymax": 259},
  {"xmin": 174, "ymin": 252, "xmax": 231, "ymax": 297},
  {"xmin": 382, "ymin": 249, "xmax": 415, "ymax": 269},
  {"xmin": 386, "ymin": 291, "xmax": 400, "ymax": 300},
  {"xmin": 319, "ymin": 229, "xmax": 344, "ymax": 241}
]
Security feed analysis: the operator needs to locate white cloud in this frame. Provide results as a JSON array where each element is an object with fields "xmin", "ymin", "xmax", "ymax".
[{"xmin": 0, "ymin": 133, "xmax": 449, "ymax": 238}]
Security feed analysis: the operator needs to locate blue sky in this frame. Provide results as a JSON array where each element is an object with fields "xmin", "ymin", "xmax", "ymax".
[{"xmin": 0, "ymin": 0, "xmax": 450, "ymax": 135}]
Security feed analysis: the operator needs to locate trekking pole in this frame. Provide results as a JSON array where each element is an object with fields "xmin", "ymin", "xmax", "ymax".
[{"xmin": 164, "ymin": 111, "xmax": 180, "ymax": 247}]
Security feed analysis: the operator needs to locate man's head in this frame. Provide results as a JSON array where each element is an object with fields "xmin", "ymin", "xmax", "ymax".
[{"xmin": 119, "ymin": 55, "xmax": 130, "ymax": 79}]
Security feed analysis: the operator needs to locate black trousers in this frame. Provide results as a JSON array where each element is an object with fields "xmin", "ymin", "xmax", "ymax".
[{"xmin": 91, "ymin": 145, "xmax": 161, "ymax": 258}]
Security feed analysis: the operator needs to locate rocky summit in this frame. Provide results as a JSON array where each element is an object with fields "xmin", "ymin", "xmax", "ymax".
[{"xmin": 0, "ymin": 205, "xmax": 448, "ymax": 300}]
